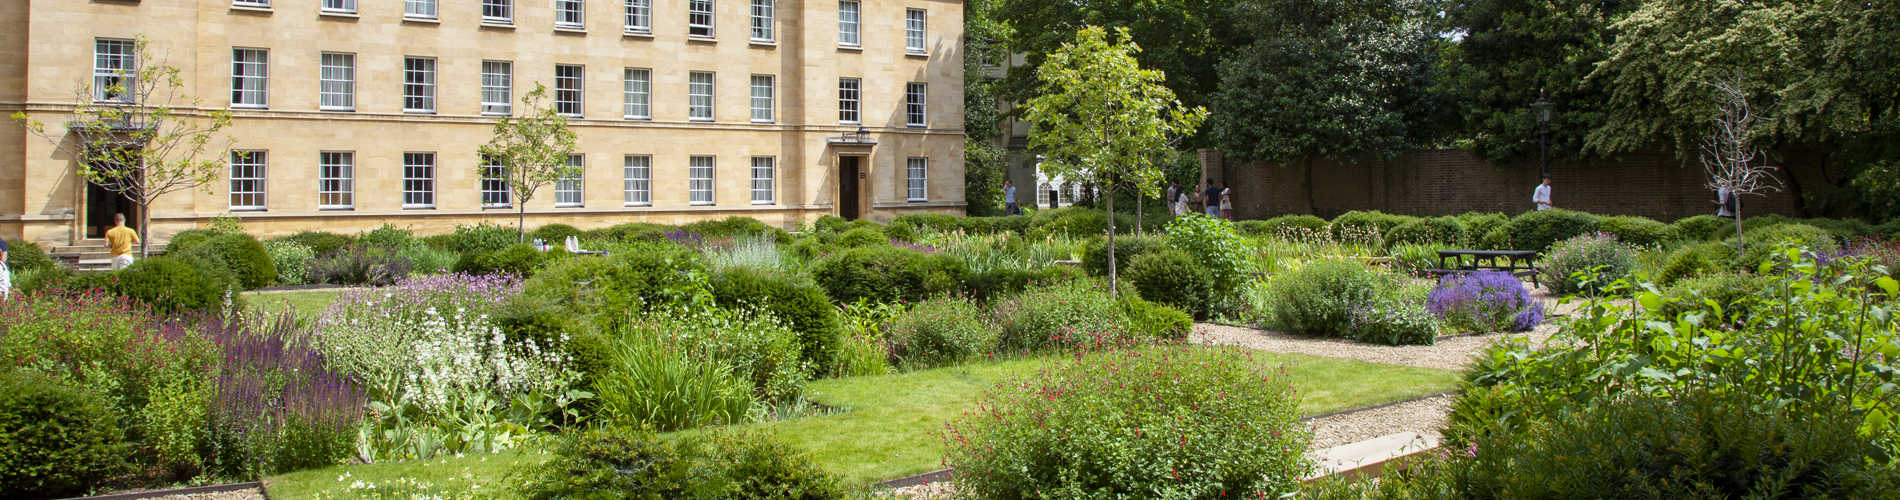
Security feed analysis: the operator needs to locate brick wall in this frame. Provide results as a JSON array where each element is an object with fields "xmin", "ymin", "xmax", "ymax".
[{"xmin": 1209, "ymin": 149, "xmax": 1811, "ymax": 222}]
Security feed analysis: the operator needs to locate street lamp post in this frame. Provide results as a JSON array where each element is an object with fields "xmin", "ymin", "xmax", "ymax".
[{"xmin": 1533, "ymin": 90, "xmax": 1553, "ymax": 178}]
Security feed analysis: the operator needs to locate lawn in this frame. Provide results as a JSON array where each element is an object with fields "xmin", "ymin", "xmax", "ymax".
[
  {"xmin": 266, "ymin": 448, "xmax": 548, "ymax": 500},
  {"xmin": 264, "ymin": 347, "xmax": 1460, "ymax": 497},
  {"xmin": 242, "ymin": 290, "xmax": 342, "ymax": 318}
]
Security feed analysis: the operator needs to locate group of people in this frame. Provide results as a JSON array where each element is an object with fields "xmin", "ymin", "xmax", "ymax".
[{"xmin": 1167, "ymin": 179, "xmax": 1234, "ymax": 220}]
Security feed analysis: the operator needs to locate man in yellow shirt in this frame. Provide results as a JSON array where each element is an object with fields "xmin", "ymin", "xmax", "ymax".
[{"xmin": 105, "ymin": 213, "xmax": 140, "ymax": 270}]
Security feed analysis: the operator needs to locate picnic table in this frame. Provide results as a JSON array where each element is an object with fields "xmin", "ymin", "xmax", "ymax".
[{"xmin": 1426, "ymin": 249, "xmax": 1542, "ymax": 287}]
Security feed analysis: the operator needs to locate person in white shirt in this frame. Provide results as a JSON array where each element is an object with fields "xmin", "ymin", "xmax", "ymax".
[
  {"xmin": 1532, "ymin": 175, "xmax": 1554, "ymax": 211},
  {"xmin": 1004, "ymin": 180, "xmax": 1019, "ymax": 215}
]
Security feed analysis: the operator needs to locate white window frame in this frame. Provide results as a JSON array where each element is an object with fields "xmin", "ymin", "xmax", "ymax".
[
  {"xmin": 481, "ymin": 156, "xmax": 511, "ymax": 208},
  {"xmin": 319, "ymin": 151, "xmax": 355, "ymax": 209},
  {"xmin": 403, "ymin": 152, "xmax": 437, "ymax": 209},
  {"xmin": 403, "ymin": 57, "xmax": 436, "ymax": 113},
  {"xmin": 555, "ymin": 154, "xmax": 585, "ymax": 207},
  {"xmin": 230, "ymin": 48, "xmax": 269, "ymax": 108},
  {"xmin": 689, "ymin": 156, "xmax": 715, "ymax": 205},
  {"xmin": 689, "ymin": 0, "xmax": 715, "ymax": 37},
  {"xmin": 556, "ymin": 64, "xmax": 585, "ymax": 118},
  {"xmin": 750, "ymin": 75, "xmax": 774, "ymax": 123},
  {"xmin": 906, "ymin": 157, "xmax": 927, "ymax": 201},
  {"xmin": 319, "ymin": 52, "xmax": 354, "ymax": 111},
  {"xmin": 688, "ymin": 71, "xmax": 715, "ymax": 121},
  {"xmin": 483, "ymin": 0, "xmax": 512, "ymax": 23},
  {"xmin": 405, "ymin": 0, "xmax": 437, "ymax": 19},
  {"xmin": 905, "ymin": 82, "xmax": 926, "ymax": 127},
  {"xmin": 623, "ymin": 155, "xmax": 652, "ymax": 206},
  {"xmin": 838, "ymin": 0, "xmax": 860, "ymax": 46},
  {"xmin": 323, "ymin": 0, "xmax": 356, "ymax": 13},
  {"xmin": 750, "ymin": 0, "xmax": 773, "ymax": 41},
  {"xmin": 751, "ymin": 157, "xmax": 774, "ymax": 204},
  {"xmin": 838, "ymin": 77, "xmax": 860, "ymax": 124},
  {"xmin": 229, "ymin": 151, "xmax": 268, "ymax": 210},
  {"xmin": 624, "ymin": 0, "xmax": 651, "ymax": 33},
  {"xmin": 234, "ymin": 0, "xmax": 270, "ymax": 7},
  {"xmin": 623, "ymin": 68, "xmax": 651, "ymax": 119},
  {"xmin": 94, "ymin": 39, "xmax": 136, "ymax": 103},
  {"xmin": 905, "ymin": 9, "xmax": 926, "ymax": 53},
  {"xmin": 482, "ymin": 61, "xmax": 513, "ymax": 115},
  {"xmin": 556, "ymin": 0, "xmax": 585, "ymax": 30}
]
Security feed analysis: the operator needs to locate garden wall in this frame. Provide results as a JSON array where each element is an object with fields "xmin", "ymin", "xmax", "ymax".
[{"xmin": 1202, "ymin": 148, "xmax": 1825, "ymax": 222}]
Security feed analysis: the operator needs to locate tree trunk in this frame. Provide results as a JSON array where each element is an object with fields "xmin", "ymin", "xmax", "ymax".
[
  {"xmin": 1106, "ymin": 183, "xmax": 1118, "ymax": 299},
  {"xmin": 518, "ymin": 206, "xmax": 527, "ymax": 243},
  {"xmin": 1735, "ymin": 203, "xmax": 1745, "ymax": 257},
  {"xmin": 139, "ymin": 202, "xmax": 152, "ymax": 258},
  {"xmin": 1136, "ymin": 191, "xmax": 1144, "ymax": 236}
]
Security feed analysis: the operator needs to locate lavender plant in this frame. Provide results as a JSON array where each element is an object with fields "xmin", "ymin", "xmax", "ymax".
[
  {"xmin": 1427, "ymin": 270, "xmax": 1545, "ymax": 333},
  {"xmin": 201, "ymin": 313, "xmax": 366, "ymax": 479}
]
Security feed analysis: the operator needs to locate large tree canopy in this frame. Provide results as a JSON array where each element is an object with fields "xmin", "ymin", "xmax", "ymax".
[
  {"xmin": 996, "ymin": 0, "xmax": 1241, "ymax": 131},
  {"xmin": 1438, "ymin": 0, "xmax": 1636, "ymax": 164},
  {"xmin": 1206, "ymin": 0, "xmax": 1443, "ymax": 163}
]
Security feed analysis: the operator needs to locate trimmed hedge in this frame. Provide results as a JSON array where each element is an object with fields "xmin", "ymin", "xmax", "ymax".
[
  {"xmin": 811, "ymin": 246, "xmax": 965, "ymax": 304},
  {"xmin": 892, "ymin": 213, "xmax": 959, "ymax": 232},
  {"xmin": 180, "ymin": 233, "xmax": 277, "ymax": 289},
  {"xmin": 1329, "ymin": 210, "xmax": 1417, "ymax": 241},
  {"xmin": 962, "ymin": 266, "xmax": 1084, "ymax": 303},
  {"xmin": 1125, "ymin": 248, "xmax": 1215, "ymax": 320},
  {"xmin": 1386, "ymin": 216, "xmax": 1468, "ymax": 246},
  {"xmin": 275, "ymin": 231, "xmax": 354, "ymax": 257},
  {"xmin": 835, "ymin": 227, "xmax": 888, "ymax": 248},
  {"xmin": 1494, "ymin": 209, "xmax": 1600, "ymax": 252},
  {"xmin": 584, "ymin": 222, "xmax": 675, "ymax": 243},
  {"xmin": 164, "ymin": 228, "xmax": 222, "ymax": 254},
  {"xmin": 1596, "ymin": 215, "xmax": 1675, "ymax": 247},
  {"xmin": 528, "ymin": 223, "xmax": 584, "ymax": 243},
  {"xmin": 452, "ymin": 243, "xmax": 570, "ymax": 278},
  {"xmin": 1260, "ymin": 214, "xmax": 1328, "ymax": 235},
  {"xmin": 1079, "ymin": 235, "xmax": 1168, "ymax": 278},
  {"xmin": 681, "ymin": 216, "xmax": 792, "ymax": 242},
  {"xmin": 1671, "ymin": 215, "xmax": 1729, "ymax": 241},
  {"xmin": 113, "ymin": 255, "xmax": 240, "ymax": 314},
  {"xmin": 1459, "ymin": 212, "xmax": 1511, "ymax": 246}
]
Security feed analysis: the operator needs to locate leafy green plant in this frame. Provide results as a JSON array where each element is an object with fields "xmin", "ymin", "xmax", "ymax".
[
  {"xmin": 308, "ymin": 246, "xmax": 414, "ymax": 286},
  {"xmin": 1348, "ymin": 282, "xmax": 1440, "ymax": 345},
  {"xmin": 356, "ymin": 223, "xmax": 416, "ymax": 249},
  {"xmin": 596, "ymin": 332, "xmax": 752, "ymax": 431},
  {"xmin": 811, "ymin": 246, "xmax": 965, "ymax": 305},
  {"xmin": 441, "ymin": 222, "xmax": 520, "ymax": 255},
  {"xmin": 992, "ymin": 279, "xmax": 1132, "ymax": 352},
  {"xmin": 263, "ymin": 239, "xmax": 314, "ymax": 286},
  {"xmin": 1262, "ymin": 258, "xmax": 1388, "ymax": 338},
  {"xmin": 1386, "ymin": 216, "xmax": 1468, "ymax": 246},
  {"xmin": 835, "ymin": 227, "xmax": 887, "ymax": 248},
  {"xmin": 1671, "ymin": 214, "xmax": 1729, "ymax": 241},
  {"xmin": 710, "ymin": 266, "xmax": 841, "ymax": 375},
  {"xmin": 4, "ymin": 239, "xmax": 55, "ymax": 273},
  {"xmin": 1655, "ymin": 240, "xmax": 1737, "ymax": 285},
  {"xmin": 0, "ymin": 370, "xmax": 129, "ymax": 498},
  {"xmin": 892, "ymin": 213, "xmax": 958, "ymax": 232},
  {"xmin": 944, "ymin": 346, "xmax": 1311, "ymax": 499},
  {"xmin": 1120, "ymin": 294, "xmax": 1194, "ymax": 340},
  {"xmin": 1596, "ymin": 215, "xmax": 1676, "ymax": 247},
  {"xmin": 1542, "ymin": 232, "xmax": 1638, "ymax": 296},
  {"xmin": 113, "ymin": 255, "xmax": 239, "ymax": 314},
  {"xmin": 887, "ymin": 297, "xmax": 999, "ymax": 369},
  {"xmin": 1729, "ymin": 223, "xmax": 1838, "ymax": 272},
  {"xmin": 1080, "ymin": 234, "xmax": 1167, "ymax": 277},
  {"xmin": 180, "ymin": 232, "xmax": 277, "ymax": 289},
  {"xmin": 1165, "ymin": 213, "xmax": 1255, "ymax": 297},
  {"xmin": 1330, "ymin": 210, "xmax": 1418, "ymax": 242},
  {"xmin": 961, "ymin": 266, "xmax": 1086, "ymax": 303},
  {"xmin": 453, "ymin": 242, "xmax": 568, "ymax": 278}
]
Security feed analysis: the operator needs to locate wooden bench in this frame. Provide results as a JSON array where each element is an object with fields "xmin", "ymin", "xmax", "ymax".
[{"xmin": 1425, "ymin": 249, "xmax": 1542, "ymax": 287}]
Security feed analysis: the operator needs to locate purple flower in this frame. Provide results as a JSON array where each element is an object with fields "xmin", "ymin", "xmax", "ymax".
[{"xmin": 1428, "ymin": 271, "xmax": 1542, "ymax": 332}]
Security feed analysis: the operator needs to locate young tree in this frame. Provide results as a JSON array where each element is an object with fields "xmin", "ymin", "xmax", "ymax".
[
  {"xmin": 478, "ymin": 84, "xmax": 580, "ymax": 242},
  {"xmin": 1700, "ymin": 76, "xmax": 1782, "ymax": 255},
  {"xmin": 1022, "ymin": 26, "xmax": 1207, "ymax": 296},
  {"xmin": 11, "ymin": 35, "xmax": 235, "ymax": 257}
]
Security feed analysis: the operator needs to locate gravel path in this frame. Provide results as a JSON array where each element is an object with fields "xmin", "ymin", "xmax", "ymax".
[
  {"xmin": 1305, "ymin": 395, "xmax": 1455, "ymax": 449},
  {"xmin": 140, "ymin": 488, "xmax": 264, "ymax": 500}
]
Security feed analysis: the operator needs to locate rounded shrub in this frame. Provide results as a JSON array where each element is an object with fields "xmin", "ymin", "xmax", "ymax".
[
  {"xmin": 306, "ymin": 246, "xmax": 414, "ymax": 286},
  {"xmin": 887, "ymin": 297, "xmax": 999, "ymax": 369},
  {"xmin": 1125, "ymin": 248, "xmax": 1216, "ymax": 320},
  {"xmin": 356, "ymin": 223, "xmax": 415, "ymax": 249},
  {"xmin": 453, "ymin": 243, "xmax": 568, "ymax": 278},
  {"xmin": 274, "ymin": 231, "xmax": 353, "ymax": 257},
  {"xmin": 1656, "ymin": 241, "xmax": 1737, "ymax": 286},
  {"xmin": 944, "ymin": 347, "xmax": 1311, "ymax": 499},
  {"xmin": 164, "ymin": 228, "xmax": 222, "ymax": 254},
  {"xmin": 5, "ymin": 239, "xmax": 56, "ymax": 273},
  {"xmin": 710, "ymin": 267, "xmax": 842, "ymax": 375},
  {"xmin": 835, "ymin": 227, "xmax": 887, "ymax": 248},
  {"xmin": 1659, "ymin": 272, "xmax": 1772, "ymax": 325},
  {"xmin": 892, "ymin": 212, "xmax": 958, "ymax": 232},
  {"xmin": 1261, "ymin": 214, "xmax": 1328, "ymax": 235},
  {"xmin": 442, "ymin": 222, "xmax": 522, "ymax": 254},
  {"xmin": 1497, "ymin": 209, "xmax": 1601, "ymax": 251},
  {"xmin": 1730, "ymin": 223, "xmax": 1838, "ymax": 272},
  {"xmin": 1329, "ymin": 210, "xmax": 1416, "ymax": 240},
  {"xmin": 992, "ymin": 279, "xmax": 1128, "ymax": 351},
  {"xmin": 584, "ymin": 222, "xmax": 674, "ymax": 243},
  {"xmin": 882, "ymin": 221, "xmax": 918, "ymax": 242},
  {"xmin": 523, "ymin": 426, "xmax": 844, "ymax": 500},
  {"xmin": 1386, "ymin": 216, "xmax": 1469, "ymax": 246},
  {"xmin": 1543, "ymin": 233, "xmax": 1638, "ymax": 295},
  {"xmin": 811, "ymin": 245, "xmax": 965, "ymax": 304},
  {"xmin": 1596, "ymin": 215, "xmax": 1676, "ymax": 247},
  {"xmin": 528, "ymin": 223, "xmax": 583, "ymax": 243},
  {"xmin": 1119, "ymin": 294, "xmax": 1194, "ymax": 340},
  {"xmin": 0, "ymin": 370, "xmax": 129, "ymax": 498},
  {"xmin": 1234, "ymin": 219, "xmax": 1273, "ymax": 236},
  {"xmin": 112, "ymin": 255, "xmax": 237, "ymax": 314},
  {"xmin": 813, "ymin": 215, "xmax": 851, "ymax": 233},
  {"xmin": 681, "ymin": 216, "xmax": 793, "ymax": 242},
  {"xmin": 262, "ymin": 239, "xmax": 314, "ymax": 286},
  {"xmin": 1262, "ymin": 258, "xmax": 1387, "ymax": 337},
  {"xmin": 1670, "ymin": 214, "xmax": 1729, "ymax": 241},
  {"xmin": 1458, "ymin": 212, "xmax": 1511, "ymax": 244},
  {"xmin": 961, "ymin": 266, "xmax": 1084, "ymax": 303},
  {"xmin": 181, "ymin": 232, "xmax": 277, "ymax": 289},
  {"xmin": 521, "ymin": 241, "xmax": 709, "ymax": 328},
  {"xmin": 1079, "ymin": 234, "xmax": 1167, "ymax": 277}
]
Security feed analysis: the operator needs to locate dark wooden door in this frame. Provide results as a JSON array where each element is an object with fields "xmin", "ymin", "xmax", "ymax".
[
  {"xmin": 86, "ymin": 182, "xmax": 137, "ymax": 239},
  {"xmin": 839, "ymin": 156, "xmax": 860, "ymax": 220}
]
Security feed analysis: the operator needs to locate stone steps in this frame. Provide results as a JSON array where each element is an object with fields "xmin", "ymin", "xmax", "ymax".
[
  {"xmin": 1305, "ymin": 432, "xmax": 1441, "ymax": 483},
  {"xmin": 47, "ymin": 240, "xmax": 168, "ymax": 272}
]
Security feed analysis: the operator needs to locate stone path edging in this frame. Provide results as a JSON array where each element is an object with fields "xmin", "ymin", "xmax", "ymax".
[{"xmin": 53, "ymin": 482, "xmax": 263, "ymax": 500}]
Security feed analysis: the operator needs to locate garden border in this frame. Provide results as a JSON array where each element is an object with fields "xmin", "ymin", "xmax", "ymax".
[
  {"xmin": 871, "ymin": 390, "xmax": 1460, "ymax": 489},
  {"xmin": 53, "ymin": 482, "xmax": 263, "ymax": 500}
]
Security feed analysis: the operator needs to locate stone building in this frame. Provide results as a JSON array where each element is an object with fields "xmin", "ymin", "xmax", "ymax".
[{"xmin": 1, "ymin": 0, "xmax": 966, "ymax": 245}]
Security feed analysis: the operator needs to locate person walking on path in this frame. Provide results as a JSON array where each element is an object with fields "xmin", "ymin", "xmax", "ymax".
[
  {"xmin": 1004, "ymin": 179, "xmax": 1020, "ymax": 216},
  {"xmin": 1174, "ymin": 188, "xmax": 1190, "ymax": 216},
  {"xmin": 1166, "ymin": 182, "xmax": 1180, "ymax": 216},
  {"xmin": 106, "ymin": 213, "xmax": 140, "ymax": 270},
  {"xmin": 1203, "ymin": 179, "xmax": 1222, "ymax": 217},
  {"xmin": 1, "ymin": 238, "xmax": 10, "ymax": 300},
  {"xmin": 1532, "ymin": 175, "xmax": 1554, "ymax": 211},
  {"xmin": 1219, "ymin": 182, "xmax": 1234, "ymax": 220}
]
